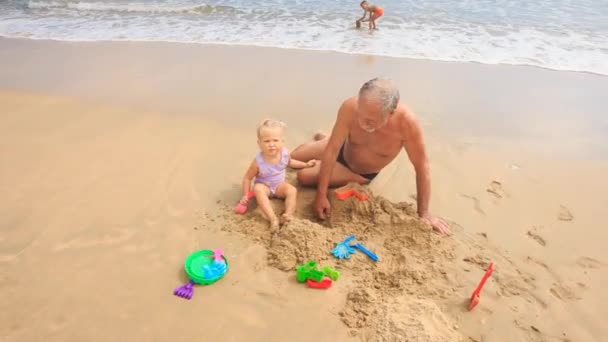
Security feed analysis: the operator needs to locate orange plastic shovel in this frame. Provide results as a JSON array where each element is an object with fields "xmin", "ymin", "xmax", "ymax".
[
  {"xmin": 334, "ymin": 186, "xmax": 368, "ymax": 201},
  {"xmin": 468, "ymin": 262, "xmax": 495, "ymax": 311}
]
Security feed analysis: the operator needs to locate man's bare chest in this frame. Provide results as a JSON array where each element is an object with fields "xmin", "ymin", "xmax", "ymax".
[{"xmin": 348, "ymin": 130, "xmax": 403, "ymax": 157}]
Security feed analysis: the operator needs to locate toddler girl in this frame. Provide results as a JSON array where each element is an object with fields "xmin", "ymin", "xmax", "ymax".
[{"xmin": 240, "ymin": 119, "xmax": 315, "ymax": 230}]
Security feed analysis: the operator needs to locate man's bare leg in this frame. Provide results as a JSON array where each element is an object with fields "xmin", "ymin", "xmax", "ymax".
[
  {"xmin": 292, "ymin": 133, "xmax": 370, "ymax": 187},
  {"xmin": 313, "ymin": 132, "xmax": 327, "ymax": 141},
  {"xmin": 290, "ymin": 136, "xmax": 328, "ymax": 162},
  {"xmin": 297, "ymin": 160, "xmax": 370, "ymax": 187}
]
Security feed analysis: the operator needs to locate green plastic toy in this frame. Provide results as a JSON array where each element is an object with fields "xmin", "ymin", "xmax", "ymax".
[
  {"xmin": 174, "ymin": 249, "xmax": 229, "ymax": 300},
  {"xmin": 323, "ymin": 266, "xmax": 340, "ymax": 281},
  {"xmin": 184, "ymin": 249, "xmax": 229, "ymax": 285},
  {"xmin": 296, "ymin": 261, "xmax": 339, "ymax": 283},
  {"xmin": 296, "ymin": 261, "xmax": 318, "ymax": 283}
]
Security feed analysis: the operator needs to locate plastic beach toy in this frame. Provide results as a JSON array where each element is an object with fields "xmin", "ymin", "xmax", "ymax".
[
  {"xmin": 323, "ymin": 266, "xmax": 340, "ymax": 281},
  {"xmin": 294, "ymin": 261, "xmax": 337, "ymax": 289},
  {"xmin": 332, "ymin": 235, "xmax": 356, "ymax": 259},
  {"xmin": 234, "ymin": 191, "xmax": 255, "ymax": 214},
  {"xmin": 202, "ymin": 259, "xmax": 227, "ymax": 279},
  {"xmin": 173, "ymin": 249, "xmax": 229, "ymax": 300},
  {"xmin": 295, "ymin": 261, "xmax": 339, "ymax": 290},
  {"xmin": 213, "ymin": 249, "xmax": 225, "ymax": 263},
  {"xmin": 332, "ymin": 235, "xmax": 379, "ymax": 262},
  {"xmin": 202, "ymin": 249, "xmax": 227, "ymax": 278},
  {"xmin": 350, "ymin": 243, "xmax": 379, "ymax": 262},
  {"xmin": 296, "ymin": 261, "xmax": 324, "ymax": 282},
  {"xmin": 334, "ymin": 185, "xmax": 368, "ymax": 201},
  {"xmin": 468, "ymin": 262, "xmax": 495, "ymax": 311},
  {"xmin": 307, "ymin": 278, "xmax": 332, "ymax": 289}
]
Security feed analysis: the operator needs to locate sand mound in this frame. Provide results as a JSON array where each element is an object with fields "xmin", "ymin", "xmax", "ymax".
[
  {"xmin": 216, "ymin": 182, "xmax": 463, "ymax": 341},
  {"xmin": 373, "ymin": 298, "xmax": 460, "ymax": 342},
  {"xmin": 328, "ymin": 183, "xmax": 418, "ymax": 228},
  {"xmin": 268, "ymin": 218, "xmax": 337, "ymax": 271}
]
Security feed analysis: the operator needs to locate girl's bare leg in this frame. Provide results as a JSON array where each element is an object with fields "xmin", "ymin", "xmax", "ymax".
[
  {"xmin": 274, "ymin": 182, "xmax": 297, "ymax": 224},
  {"xmin": 253, "ymin": 183, "xmax": 279, "ymax": 231}
]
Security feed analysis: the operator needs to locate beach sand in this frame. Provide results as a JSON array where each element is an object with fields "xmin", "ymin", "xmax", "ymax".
[{"xmin": 1, "ymin": 38, "xmax": 607, "ymax": 341}]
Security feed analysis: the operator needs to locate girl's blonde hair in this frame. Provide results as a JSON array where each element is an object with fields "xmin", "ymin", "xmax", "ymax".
[{"xmin": 257, "ymin": 118, "xmax": 286, "ymax": 137}]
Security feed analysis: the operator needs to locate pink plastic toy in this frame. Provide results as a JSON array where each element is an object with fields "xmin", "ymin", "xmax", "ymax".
[
  {"xmin": 213, "ymin": 249, "xmax": 224, "ymax": 262},
  {"xmin": 234, "ymin": 191, "xmax": 255, "ymax": 214}
]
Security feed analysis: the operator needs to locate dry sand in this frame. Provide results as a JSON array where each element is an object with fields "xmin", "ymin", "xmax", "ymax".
[{"xmin": 1, "ymin": 38, "xmax": 608, "ymax": 341}]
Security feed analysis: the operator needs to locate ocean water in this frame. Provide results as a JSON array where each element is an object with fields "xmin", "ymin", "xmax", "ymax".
[{"xmin": 1, "ymin": 0, "xmax": 607, "ymax": 75}]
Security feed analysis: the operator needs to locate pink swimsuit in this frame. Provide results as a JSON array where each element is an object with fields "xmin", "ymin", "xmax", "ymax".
[{"xmin": 254, "ymin": 147, "xmax": 289, "ymax": 195}]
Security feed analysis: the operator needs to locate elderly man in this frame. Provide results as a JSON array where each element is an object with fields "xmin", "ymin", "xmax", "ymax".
[{"xmin": 290, "ymin": 78, "xmax": 450, "ymax": 234}]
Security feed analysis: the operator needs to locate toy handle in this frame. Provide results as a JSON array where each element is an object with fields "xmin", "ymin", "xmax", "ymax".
[
  {"xmin": 213, "ymin": 248, "xmax": 224, "ymax": 261},
  {"xmin": 352, "ymin": 243, "xmax": 378, "ymax": 262},
  {"xmin": 473, "ymin": 262, "xmax": 495, "ymax": 295},
  {"xmin": 343, "ymin": 235, "xmax": 356, "ymax": 244},
  {"xmin": 234, "ymin": 191, "xmax": 255, "ymax": 214}
]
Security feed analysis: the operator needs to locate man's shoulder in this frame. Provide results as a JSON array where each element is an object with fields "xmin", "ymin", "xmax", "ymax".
[
  {"xmin": 337, "ymin": 96, "xmax": 358, "ymax": 119},
  {"xmin": 395, "ymin": 102, "xmax": 416, "ymax": 119},
  {"xmin": 341, "ymin": 96, "xmax": 358, "ymax": 109},
  {"xmin": 393, "ymin": 103, "xmax": 419, "ymax": 133}
]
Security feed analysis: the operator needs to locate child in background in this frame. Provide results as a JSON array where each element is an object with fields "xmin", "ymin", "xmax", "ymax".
[
  {"xmin": 240, "ymin": 119, "xmax": 316, "ymax": 231},
  {"xmin": 357, "ymin": 1, "xmax": 383, "ymax": 31}
]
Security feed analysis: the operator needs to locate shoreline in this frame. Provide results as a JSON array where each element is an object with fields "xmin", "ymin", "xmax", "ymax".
[
  {"xmin": 2, "ymin": 35, "xmax": 608, "ymax": 77},
  {"xmin": 0, "ymin": 34, "xmax": 608, "ymax": 77}
]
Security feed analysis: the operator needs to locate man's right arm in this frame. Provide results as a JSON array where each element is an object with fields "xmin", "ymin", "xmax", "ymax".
[{"xmin": 315, "ymin": 100, "xmax": 352, "ymax": 217}]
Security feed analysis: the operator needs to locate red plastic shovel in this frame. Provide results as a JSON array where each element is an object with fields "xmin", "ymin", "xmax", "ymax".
[
  {"xmin": 468, "ymin": 262, "xmax": 495, "ymax": 311},
  {"xmin": 306, "ymin": 278, "xmax": 332, "ymax": 289}
]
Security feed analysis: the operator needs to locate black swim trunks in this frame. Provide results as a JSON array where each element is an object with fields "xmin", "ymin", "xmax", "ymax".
[{"xmin": 336, "ymin": 143, "xmax": 379, "ymax": 181}]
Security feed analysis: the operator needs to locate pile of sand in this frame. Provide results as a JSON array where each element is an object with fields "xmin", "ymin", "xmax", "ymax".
[
  {"xmin": 216, "ymin": 182, "xmax": 465, "ymax": 341},
  {"xmin": 215, "ymin": 180, "xmax": 563, "ymax": 341}
]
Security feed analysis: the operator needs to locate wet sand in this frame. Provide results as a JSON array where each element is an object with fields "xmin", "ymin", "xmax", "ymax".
[{"xmin": 1, "ymin": 38, "xmax": 607, "ymax": 341}]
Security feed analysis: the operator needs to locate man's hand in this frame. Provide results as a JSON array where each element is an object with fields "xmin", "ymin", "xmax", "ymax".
[
  {"xmin": 314, "ymin": 193, "xmax": 331, "ymax": 219},
  {"xmin": 306, "ymin": 160, "xmax": 317, "ymax": 168},
  {"xmin": 420, "ymin": 214, "xmax": 450, "ymax": 235}
]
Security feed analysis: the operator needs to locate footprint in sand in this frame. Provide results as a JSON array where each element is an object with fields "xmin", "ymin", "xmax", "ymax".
[
  {"xmin": 255, "ymin": 291, "xmax": 287, "ymax": 303},
  {"xmin": 493, "ymin": 266, "xmax": 548, "ymax": 308},
  {"xmin": 462, "ymin": 255, "xmax": 491, "ymax": 270},
  {"xmin": 557, "ymin": 205, "xmax": 574, "ymax": 221},
  {"xmin": 575, "ymin": 256, "xmax": 605, "ymax": 269},
  {"xmin": 550, "ymin": 282, "xmax": 581, "ymax": 301},
  {"xmin": 460, "ymin": 194, "xmax": 485, "ymax": 215},
  {"xmin": 526, "ymin": 256, "xmax": 549, "ymax": 270},
  {"xmin": 525, "ymin": 256, "xmax": 586, "ymax": 304},
  {"xmin": 486, "ymin": 180, "xmax": 506, "ymax": 199},
  {"xmin": 53, "ymin": 227, "xmax": 135, "ymax": 251},
  {"xmin": 526, "ymin": 227, "xmax": 546, "ymax": 247}
]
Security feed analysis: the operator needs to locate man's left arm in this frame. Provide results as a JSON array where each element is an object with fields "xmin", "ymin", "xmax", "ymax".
[{"xmin": 402, "ymin": 116, "xmax": 451, "ymax": 235}]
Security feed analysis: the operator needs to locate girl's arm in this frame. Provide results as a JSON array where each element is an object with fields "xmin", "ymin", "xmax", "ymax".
[
  {"xmin": 359, "ymin": 9, "xmax": 368, "ymax": 22},
  {"xmin": 241, "ymin": 160, "xmax": 258, "ymax": 202},
  {"xmin": 288, "ymin": 156, "xmax": 316, "ymax": 169}
]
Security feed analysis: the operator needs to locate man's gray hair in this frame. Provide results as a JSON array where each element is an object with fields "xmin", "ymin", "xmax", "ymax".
[{"xmin": 358, "ymin": 78, "xmax": 400, "ymax": 116}]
